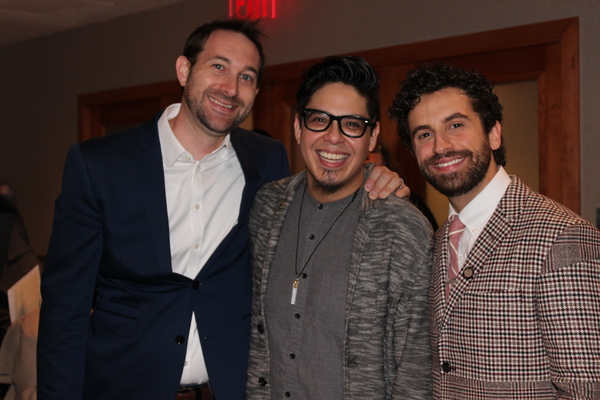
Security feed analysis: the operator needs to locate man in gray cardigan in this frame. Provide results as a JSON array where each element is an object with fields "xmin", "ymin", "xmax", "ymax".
[{"xmin": 246, "ymin": 56, "xmax": 432, "ymax": 399}]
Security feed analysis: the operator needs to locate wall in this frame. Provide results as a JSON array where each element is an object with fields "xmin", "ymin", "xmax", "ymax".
[{"xmin": 0, "ymin": 0, "xmax": 598, "ymax": 255}]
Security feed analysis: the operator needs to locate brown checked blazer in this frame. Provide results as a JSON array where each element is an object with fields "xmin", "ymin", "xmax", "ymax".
[{"xmin": 430, "ymin": 176, "xmax": 600, "ymax": 399}]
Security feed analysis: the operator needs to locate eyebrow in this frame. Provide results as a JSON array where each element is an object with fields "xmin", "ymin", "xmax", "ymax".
[
  {"xmin": 410, "ymin": 112, "xmax": 471, "ymax": 137},
  {"xmin": 306, "ymin": 108, "xmax": 370, "ymax": 120},
  {"xmin": 212, "ymin": 55, "xmax": 259, "ymax": 76}
]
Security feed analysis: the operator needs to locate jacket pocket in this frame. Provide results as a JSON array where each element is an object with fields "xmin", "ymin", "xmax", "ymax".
[{"xmin": 90, "ymin": 296, "xmax": 140, "ymax": 338}]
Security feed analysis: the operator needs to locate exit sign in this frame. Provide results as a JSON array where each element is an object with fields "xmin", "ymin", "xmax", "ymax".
[{"xmin": 229, "ymin": 0, "xmax": 276, "ymax": 19}]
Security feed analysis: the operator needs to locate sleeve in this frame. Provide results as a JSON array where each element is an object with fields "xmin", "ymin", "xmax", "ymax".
[
  {"xmin": 37, "ymin": 144, "xmax": 104, "ymax": 400},
  {"xmin": 538, "ymin": 222, "xmax": 600, "ymax": 399},
  {"xmin": 391, "ymin": 214, "xmax": 433, "ymax": 399}
]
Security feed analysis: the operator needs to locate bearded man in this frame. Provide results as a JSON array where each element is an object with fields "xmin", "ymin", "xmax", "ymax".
[{"xmin": 389, "ymin": 62, "xmax": 600, "ymax": 399}]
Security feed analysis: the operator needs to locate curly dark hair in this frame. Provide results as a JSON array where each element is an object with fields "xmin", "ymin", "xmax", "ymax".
[
  {"xmin": 182, "ymin": 19, "xmax": 266, "ymax": 84},
  {"xmin": 388, "ymin": 63, "xmax": 506, "ymax": 166},
  {"xmin": 295, "ymin": 55, "xmax": 380, "ymax": 123}
]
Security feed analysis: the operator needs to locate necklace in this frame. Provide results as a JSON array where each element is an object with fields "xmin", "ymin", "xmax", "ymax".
[{"xmin": 291, "ymin": 183, "xmax": 360, "ymax": 305}]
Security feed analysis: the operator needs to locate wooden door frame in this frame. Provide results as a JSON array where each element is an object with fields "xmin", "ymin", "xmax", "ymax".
[
  {"xmin": 78, "ymin": 80, "xmax": 181, "ymax": 141},
  {"xmin": 253, "ymin": 17, "xmax": 579, "ymax": 213}
]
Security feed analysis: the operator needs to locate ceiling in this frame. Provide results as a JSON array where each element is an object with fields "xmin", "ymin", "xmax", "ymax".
[{"xmin": 0, "ymin": 0, "xmax": 188, "ymax": 47}]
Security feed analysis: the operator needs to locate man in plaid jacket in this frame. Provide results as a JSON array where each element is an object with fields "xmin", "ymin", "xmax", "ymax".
[{"xmin": 389, "ymin": 63, "xmax": 600, "ymax": 399}]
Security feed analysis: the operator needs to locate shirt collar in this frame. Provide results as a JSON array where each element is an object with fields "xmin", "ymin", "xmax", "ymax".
[
  {"xmin": 449, "ymin": 166, "xmax": 511, "ymax": 234},
  {"xmin": 158, "ymin": 103, "xmax": 233, "ymax": 167}
]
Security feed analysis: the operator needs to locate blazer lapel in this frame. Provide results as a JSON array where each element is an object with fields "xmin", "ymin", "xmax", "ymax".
[
  {"xmin": 432, "ymin": 222, "xmax": 450, "ymax": 330},
  {"xmin": 438, "ymin": 177, "xmax": 523, "ymax": 329},
  {"xmin": 197, "ymin": 129, "xmax": 263, "ymax": 277},
  {"xmin": 134, "ymin": 116, "xmax": 173, "ymax": 276},
  {"xmin": 233, "ymin": 130, "xmax": 263, "ymax": 223}
]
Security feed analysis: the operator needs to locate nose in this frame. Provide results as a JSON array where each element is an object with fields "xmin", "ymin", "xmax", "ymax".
[
  {"xmin": 219, "ymin": 74, "xmax": 239, "ymax": 97},
  {"xmin": 323, "ymin": 119, "xmax": 345, "ymax": 144},
  {"xmin": 433, "ymin": 132, "xmax": 452, "ymax": 155}
]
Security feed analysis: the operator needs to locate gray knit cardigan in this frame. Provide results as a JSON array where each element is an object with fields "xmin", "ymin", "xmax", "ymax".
[{"xmin": 246, "ymin": 168, "xmax": 433, "ymax": 400}]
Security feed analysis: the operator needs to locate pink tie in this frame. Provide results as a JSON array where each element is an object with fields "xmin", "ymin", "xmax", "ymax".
[{"xmin": 446, "ymin": 215, "xmax": 465, "ymax": 298}]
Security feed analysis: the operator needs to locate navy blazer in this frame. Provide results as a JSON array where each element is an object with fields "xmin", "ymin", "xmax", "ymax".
[{"xmin": 37, "ymin": 112, "xmax": 290, "ymax": 400}]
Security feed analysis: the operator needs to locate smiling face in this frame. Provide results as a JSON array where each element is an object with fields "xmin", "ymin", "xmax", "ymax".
[
  {"xmin": 295, "ymin": 82, "xmax": 379, "ymax": 202},
  {"xmin": 176, "ymin": 29, "xmax": 260, "ymax": 137},
  {"xmin": 408, "ymin": 87, "xmax": 501, "ymax": 210}
]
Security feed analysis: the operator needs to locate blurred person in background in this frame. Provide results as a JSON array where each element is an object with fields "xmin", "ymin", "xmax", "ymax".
[{"xmin": 0, "ymin": 181, "xmax": 40, "ymax": 345}]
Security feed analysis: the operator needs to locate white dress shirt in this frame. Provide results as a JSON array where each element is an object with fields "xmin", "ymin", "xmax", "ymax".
[
  {"xmin": 158, "ymin": 103, "xmax": 245, "ymax": 384},
  {"xmin": 448, "ymin": 166, "xmax": 511, "ymax": 271}
]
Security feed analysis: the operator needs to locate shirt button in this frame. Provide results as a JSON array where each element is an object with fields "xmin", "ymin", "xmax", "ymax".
[
  {"xmin": 317, "ymin": 204, "xmax": 323, "ymax": 209},
  {"xmin": 285, "ymin": 392, "xmax": 291, "ymax": 397},
  {"xmin": 185, "ymin": 156, "xmax": 190, "ymax": 161},
  {"xmin": 194, "ymin": 244, "xmax": 199, "ymax": 249},
  {"xmin": 458, "ymin": 255, "xmax": 463, "ymax": 262},
  {"xmin": 289, "ymin": 353, "xmax": 295, "ymax": 359},
  {"xmin": 195, "ymin": 204, "xmax": 200, "ymax": 210},
  {"xmin": 294, "ymin": 314, "xmax": 300, "ymax": 319},
  {"xmin": 308, "ymin": 234, "xmax": 315, "ymax": 240},
  {"xmin": 301, "ymin": 273, "xmax": 307, "ymax": 279},
  {"xmin": 257, "ymin": 324, "xmax": 264, "ymax": 333},
  {"xmin": 184, "ymin": 361, "xmax": 188, "ymax": 366},
  {"xmin": 258, "ymin": 377, "xmax": 267, "ymax": 386}
]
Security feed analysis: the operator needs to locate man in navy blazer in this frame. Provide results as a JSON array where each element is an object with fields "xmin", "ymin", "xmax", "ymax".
[
  {"xmin": 36, "ymin": 19, "xmax": 290, "ymax": 400},
  {"xmin": 38, "ymin": 19, "xmax": 403, "ymax": 400}
]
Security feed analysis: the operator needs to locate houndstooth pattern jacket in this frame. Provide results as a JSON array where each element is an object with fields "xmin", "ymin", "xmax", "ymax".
[
  {"xmin": 247, "ymin": 168, "xmax": 433, "ymax": 399},
  {"xmin": 431, "ymin": 176, "xmax": 600, "ymax": 399}
]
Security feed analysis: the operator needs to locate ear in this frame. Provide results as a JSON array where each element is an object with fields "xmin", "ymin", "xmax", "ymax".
[
  {"xmin": 488, "ymin": 121, "xmax": 502, "ymax": 150},
  {"xmin": 368, "ymin": 122, "xmax": 381, "ymax": 152},
  {"xmin": 293, "ymin": 114, "xmax": 302, "ymax": 145},
  {"xmin": 176, "ymin": 56, "xmax": 191, "ymax": 87}
]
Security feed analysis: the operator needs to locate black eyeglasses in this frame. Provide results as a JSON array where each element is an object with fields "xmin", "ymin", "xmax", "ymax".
[{"xmin": 300, "ymin": 108, "xmax": 375, "ymax": 138}]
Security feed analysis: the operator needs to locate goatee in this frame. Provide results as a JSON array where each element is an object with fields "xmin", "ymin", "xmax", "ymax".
[{"xmin": 310, "ymin": 170, "xmax": 347, "ymax": 195}]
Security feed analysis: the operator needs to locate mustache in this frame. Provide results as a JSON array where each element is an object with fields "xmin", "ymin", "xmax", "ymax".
[{"xmin": 425, "ymin": 150, "xmax": 473, "ymax": 165}]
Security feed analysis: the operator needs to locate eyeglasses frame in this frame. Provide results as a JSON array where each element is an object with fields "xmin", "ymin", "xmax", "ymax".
[{"xmin": 299, "ymin": 108, "xmax": 375, "ymax": 138}]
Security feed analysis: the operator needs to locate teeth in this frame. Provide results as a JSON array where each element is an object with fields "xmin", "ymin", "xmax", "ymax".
[
  {"xmin": 436, "ymin": 158, "xmax": 464, "ymax": 168},
  {"xmin": 318, "ymin": 151, "xmax": 347, "ymax": 162},
  {"xmin": 209, "ymin": 97, "xmax": 233, "ymax": 109}
]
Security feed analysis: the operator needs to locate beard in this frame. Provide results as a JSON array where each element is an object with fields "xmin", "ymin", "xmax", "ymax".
[
  {"xmin": 307, "ymin": 168, "xmax": 364, "ymax": 196},
  {"xmin": 310, "ymin": 170, "xmax": 346, "ymax": 195},
  {"xmin": 420, "ymin": 147, "xmax": 492, "ymax": 198},
  {"xmin": 183, "ymin": 87, "xmax": 249, "ymax": 135}
]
